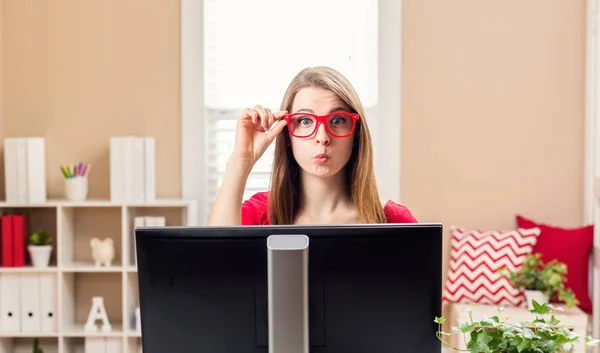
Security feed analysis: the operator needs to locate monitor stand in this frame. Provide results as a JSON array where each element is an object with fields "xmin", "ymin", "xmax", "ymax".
[{"xmin": 267, "ymin": 234, "xmax": 310, "ymax": 353}]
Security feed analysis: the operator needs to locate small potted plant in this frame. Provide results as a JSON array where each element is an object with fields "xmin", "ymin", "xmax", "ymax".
[
  {"xmin": 28, "ymin": 229, "xmax": 54, "ymax": 268},
  {"xmin": 434, "ymin": 300, "xmax": 599, "ymax": 353},
  {"xmin": 499, "ymin": 253, "xmax": 578, "ymax": 310}
]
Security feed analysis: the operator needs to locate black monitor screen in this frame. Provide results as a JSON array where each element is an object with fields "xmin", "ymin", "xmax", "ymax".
[{"xmin": 136, "ymin": 223, "xmax": 443, "ymax": 353}]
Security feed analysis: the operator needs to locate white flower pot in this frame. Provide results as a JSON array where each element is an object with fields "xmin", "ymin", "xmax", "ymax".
[
  {"xmin": 525, "ymin": 289, "xmax": 549, "ymax": 309},
  {"xmin": 28, "ymin": 245, "xmax": 53, "ymax": 268}
]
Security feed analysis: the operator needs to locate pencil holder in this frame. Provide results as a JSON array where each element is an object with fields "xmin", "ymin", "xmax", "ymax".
[{"xmin": 65, "ymin": 177, "xmax": 88, "ymax": 202}]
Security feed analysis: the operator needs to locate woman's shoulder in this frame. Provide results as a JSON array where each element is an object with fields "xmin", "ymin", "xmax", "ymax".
[
  {"xmin": 241, "ymin": 191, "xmax": 271, "ymax": 225},
  {"xmin": 383, "ymin": 200, "xmax": 418, "ymax": 223},
  {"xmin": 241, "ymin": 192, "xmax": 417, "ymax": 224}
]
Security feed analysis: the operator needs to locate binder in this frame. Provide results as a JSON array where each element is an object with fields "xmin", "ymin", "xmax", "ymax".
[
  {"xmin": 3, "ymin": 137, "xmax": 47, "ymax": 204},
  {"xmin": 11, "ymin": 214, "xmax": 26, "ymax": 268},
  {"xmin": 19, "ymin": 273, "xmax": 41, "ymax": 332},
  {"xmin": 110, "ymin": 137, "xmax": 126, "ymax": 203},
  {"xmin": 0, "ymin": 273, "xmax": 21, "ymax": 332},
  {"xmin": 1, "ymin": 215, "xmax": 13, "ymax": 267},
  {"xmin": 4, "ymin": 139, "xmax": 18, "ymax": 203},
  {"xmin": 105, "ymin": 338, "xmax": 122, "ymax": 353},
  {"xmin": 110, "ymin": 136, "xmax": 156, "ymax": 203},
  {"xmin": 122, "ymin": 138, "xmax": 134, "ymax": 203},
  {"xmin": 143, "ymin": 137, "xmax": 156, "ymax": 203},
  {"xmin": 84, "ymin": 337, "xmax": 105, "ymax": 353},
  {"xmin": 24, "ymin": 138, "xmax": 47, "ymax": 203},
  {"xmin": 16, "ymin": 139, "xmax": 28, "ymax": 204},
  {"xmin": 39, "ymin": 273, "xmax": 57, "ymax": 332},
  {"xmin": 132, "ymin": 139, "xmax": 145, "ymax": 203}
]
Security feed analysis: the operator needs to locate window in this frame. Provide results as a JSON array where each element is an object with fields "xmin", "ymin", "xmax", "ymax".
[{"xmin": 181, "ymin": 0, "xmax": 402, "ymax": 224}]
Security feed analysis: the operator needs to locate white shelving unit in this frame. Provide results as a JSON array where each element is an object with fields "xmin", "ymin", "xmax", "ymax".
[{"xmin": 0, "ymin": 198, "xmax": 199, "ymax": 353}]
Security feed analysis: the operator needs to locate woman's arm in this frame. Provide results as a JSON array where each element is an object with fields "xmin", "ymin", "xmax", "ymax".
[
  {"xmin": 207, "ymin": 157, "xmax": 252, "ymax": 225},
  {"xmin": 207, "ymin": 105, "xmax": 287, "ymax": 226}
]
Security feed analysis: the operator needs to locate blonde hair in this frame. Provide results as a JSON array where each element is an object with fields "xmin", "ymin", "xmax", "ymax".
[{"xmin": 268, "ymin": 66, "xmax": 387, "ymax": 224}]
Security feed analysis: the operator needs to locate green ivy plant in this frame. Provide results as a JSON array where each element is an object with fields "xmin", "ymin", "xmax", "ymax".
[
  {"xmin": 499, "ymin": 253, "xmax": 578, "ymax": 308},
  {"xmin": 434, "ymin": 300, "xmax": 599, "ymax": 353},
  {"xmin": 32, "ymin": 337, "xmax": 43, "ymax": 353},
  {"xmin": 29, "ymin": 229, "xmax": 54, "ymax": 246}
]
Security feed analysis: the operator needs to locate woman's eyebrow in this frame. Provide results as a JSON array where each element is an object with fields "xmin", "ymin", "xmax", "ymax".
[{"xmin": 294, "ymin": 107, "xmax": 347, "ymax": 113}]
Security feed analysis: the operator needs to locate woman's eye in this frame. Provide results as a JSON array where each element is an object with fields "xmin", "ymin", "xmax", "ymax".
[
  {"xmin": 331, "ymin": 117, "xmax": 346, "ymax": 125},
  {"xmin": 299, "ymin": 118, "xmax": 313, "ymax": 126}
]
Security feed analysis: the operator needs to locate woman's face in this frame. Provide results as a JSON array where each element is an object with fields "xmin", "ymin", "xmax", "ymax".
[{"xmin": 288, "ymin": 87, "xmax": 355, "ymax": 179}]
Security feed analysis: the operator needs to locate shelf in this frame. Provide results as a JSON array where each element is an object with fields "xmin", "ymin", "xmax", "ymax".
[
  {"xmin": 0, "ymin": 198, "xmax": 196, "ymax": 353},
  {"xmin": 61, "ymin": 273, "xmax": 122, "ymax": 334},
  {"xmin": 62, "ymin": 336, "xmax": 124, "ymax": 353},
  {"xmin": 0, "ymin": 198, "xmax": 197, "ymax": 208},
  {"xmin": 61, "ymin": 263, "xmax": 124, "ymax": 273},
  {"xmin": 0, "ymin": 331, "xmax": 59, "ymax": 338},
  {"xmin": 0, "ymin": 337, "xmax": 58, "ymax": 353},
  {"xmin": 0, "ymin": 266, "xmax": 58, "ymax": 273},
  {"xmin": 58, "ymin": 207, "xmax": 122, "ymax": 268},
  {"xmin": 61, "ymin": 324, "xmax": 124, "ymax": 338}
]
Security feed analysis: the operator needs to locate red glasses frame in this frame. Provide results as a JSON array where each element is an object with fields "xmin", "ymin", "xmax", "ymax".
[{"xmin": 283, "ymin": 112, "xmax": 360, "ymax": 138}]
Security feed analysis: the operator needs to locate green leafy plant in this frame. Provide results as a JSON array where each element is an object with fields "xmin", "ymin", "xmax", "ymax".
[
  {"xmin": 29, "ymin": 229, "xmax": 54, "ymax": 246},
  {"xmin": 32, "ymin": 337, "xmax": 43, "ymax": 353},
  {"xmin": 499, "ymin": 253, "xmax": 578, "ymax": 308},
  {"xmin": 435, "ymin": 300, "xmax": 599, "ymax": 353}
]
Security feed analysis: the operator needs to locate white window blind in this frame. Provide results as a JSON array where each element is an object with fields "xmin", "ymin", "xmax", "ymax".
[{"xmin": 202, "ymin": 0, "xmax": 379, "ymax": 219}]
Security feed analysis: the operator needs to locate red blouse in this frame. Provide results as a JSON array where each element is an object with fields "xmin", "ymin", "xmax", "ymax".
[{"xmin": 241, "ymin": 191, "xmax": 418, "ymax": 225}]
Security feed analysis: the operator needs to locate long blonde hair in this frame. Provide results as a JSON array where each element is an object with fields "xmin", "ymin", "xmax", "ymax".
[{"xmin": 268, "ymin": 66, "xmax": 387, "ymax": 225}]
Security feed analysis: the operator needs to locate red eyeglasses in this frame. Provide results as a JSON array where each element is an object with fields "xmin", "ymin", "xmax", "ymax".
[{"xmin": 283, "ymin": 112, "xmax": 360, "ymax": 138}]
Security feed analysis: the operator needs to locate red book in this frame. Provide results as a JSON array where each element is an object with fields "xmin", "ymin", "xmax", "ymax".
[
  {"xmin": 1, "ymin": 215, "xmax": 14, "ymax": 267},
  {"xmin": 12, "ymin": 214, "xmax": 26, "ymax": 267}
]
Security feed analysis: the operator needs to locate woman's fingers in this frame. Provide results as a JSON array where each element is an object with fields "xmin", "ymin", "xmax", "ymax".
[
  {"xmin": 243, "ymin": 106, "xmax": 288, "ymax": 132},
  {"xmin": 264, "ymin": 108, "xmax": 274, "ymax": 131},
  {"xmin": 265, "ymin": 118, "xmax": 288, "ymax": 142},
  {"xmin": 253, "ymin": 105, "xmax": 269, "ymax": 132},
  {"xmin": 243, "ymin": 107, "xmax": 258, "ymax": 125},
  {"xmin": 273, "ymin": 110, "xmax": 288, "ymax": 119}
]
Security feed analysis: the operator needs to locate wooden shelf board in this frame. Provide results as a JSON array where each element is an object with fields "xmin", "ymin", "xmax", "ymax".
[
  {"xmin": 0, "ymin": 198, "xmax": 196, "ymax": 208},
  {"xmin": 61, "ymin": 262, "xmax": 124, "ymax": 273},
  {"xmin": 62, "ymin": 324, "xmax": 123, "ymax": 337},
  {"xmin": 0, "ymin": 331, "xmax": 59, "ymax": 338},
  {"xmin": 0, "ymin": 266, "xmax": 58, "ymax": 273}
]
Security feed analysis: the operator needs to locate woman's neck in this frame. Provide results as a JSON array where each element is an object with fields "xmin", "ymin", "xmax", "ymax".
[{"xmin": 296, "ymin": 169, "xmax": 353, "ymax": 222}]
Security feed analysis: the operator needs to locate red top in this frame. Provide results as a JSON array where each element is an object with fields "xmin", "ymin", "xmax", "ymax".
[{"xmin": 241, "ymin": 191, "xmax": 418, "ymax": 225}]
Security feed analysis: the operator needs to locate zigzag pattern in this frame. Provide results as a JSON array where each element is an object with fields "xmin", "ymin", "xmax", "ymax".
[{"xmin": 443, "ymin": 227, "xmax": 540, "ymax": 307}]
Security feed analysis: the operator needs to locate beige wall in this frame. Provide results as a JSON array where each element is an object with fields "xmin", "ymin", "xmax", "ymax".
[
  {"xmin": 0, "ymin": 0, "xmax": 587, "ymax": 232},
  {"xmin": 1, "ymin": 0, "xmax": 181, "ymax": 200},
  {"xmin": 401, "ymin": 0, "xmax": 586, "ymax": 235}
]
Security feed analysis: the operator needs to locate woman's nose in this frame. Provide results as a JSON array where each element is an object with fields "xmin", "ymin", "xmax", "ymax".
[{"xmin": 315, "ymin": 123, "xmax": 331, "ymax": 145}]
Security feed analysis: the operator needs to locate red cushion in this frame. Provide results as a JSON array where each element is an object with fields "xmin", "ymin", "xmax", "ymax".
[
  {"xmin": 516, "ymin": 215, "xmax": 594, "ymax": 314},
  {"xmin": 443, "ymin": 226, "xmax": 540, "ymax": 307}
]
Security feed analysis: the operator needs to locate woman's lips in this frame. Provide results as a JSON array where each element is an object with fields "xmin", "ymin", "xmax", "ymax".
[{"xmin": 314, "ymin": 153, "xmax": 330, "ymax": 164}]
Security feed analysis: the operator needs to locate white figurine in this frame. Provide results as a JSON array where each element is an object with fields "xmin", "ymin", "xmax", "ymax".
[
  {"xmin": 90, "ymin": 237, "xmax": 115, "ymax": 267},
  {"xmin": 84, "ymin": 296, "xmax": 112, "ymax": 332}
]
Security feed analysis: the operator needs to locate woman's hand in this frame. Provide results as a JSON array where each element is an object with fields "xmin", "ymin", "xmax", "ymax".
[{"xmin": 231, "ymin": 105, "xmax": 288, "ymax": 167}]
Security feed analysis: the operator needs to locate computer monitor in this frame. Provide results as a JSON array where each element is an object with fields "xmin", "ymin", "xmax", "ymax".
[{"xmin": 135, "ymin": 223, "xmax": 443, "ymax": 353}]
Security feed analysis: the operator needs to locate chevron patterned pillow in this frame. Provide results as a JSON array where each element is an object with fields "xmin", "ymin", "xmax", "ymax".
[{"xmin": 442, "ymin": 226, "xmax": 541, "ymax": 307}]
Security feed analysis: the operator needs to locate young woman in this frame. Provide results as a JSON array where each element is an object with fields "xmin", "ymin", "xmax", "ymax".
[{"xmin": 208, "ymin": 66, "xmax": 417, "ymax": 225}]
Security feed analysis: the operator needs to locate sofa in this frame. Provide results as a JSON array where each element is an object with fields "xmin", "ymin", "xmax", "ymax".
[{"xmin": 439, "ymin": 215, "xmax": 597, "ymax": 352}]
